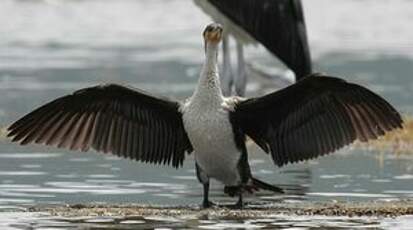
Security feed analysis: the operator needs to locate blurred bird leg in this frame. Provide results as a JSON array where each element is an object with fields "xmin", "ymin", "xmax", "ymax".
[{"xmin": 246, "ymin": 62, "xmax": 294, "ymax": 90}]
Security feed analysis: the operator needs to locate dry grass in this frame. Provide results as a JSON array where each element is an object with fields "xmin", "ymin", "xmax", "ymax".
[
  {"xmin": 354, "ymin": 116, "xmax": 413, "ymax": 154},
  {"xmin": 0, "ymin": 126, "xmax": 7, "ymax": 140}
]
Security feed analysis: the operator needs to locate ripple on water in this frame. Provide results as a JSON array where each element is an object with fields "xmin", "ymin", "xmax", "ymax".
[
  {"xmin": 84, "ymin": 217, "xmax": 116, "ymax": 223},
  {"xmin": 20, "ymin": 164, "xmax": 42, "ymax": 169},
  {"xmin": 199, "ymin": 222, "xmax": 265, "ymax": 229},
  {"xmin": 127, "ymin": 182, "xmax": 186, "ymax": 189},
  {"xmin": 0, "ymin": 182, "xmax": 147, "ymax": 195},
  {"xmin": 269, "ymin": 215, "xmax": 381, "ymax": 228},
  {"xmin": 0, "ymin": 212, "xmax": 78, "ymax": 229},
  {"xmin": 154, "ymin": 194, "xmax": 180, "ymax": 199},
  {"xmin": 55, "ymin": 174, "xmax": 80, "ymax": 179},
  {"xmin": 11, "ymin": 187, "xmax": 146, "ymax": 195},
  {"xmin": 319, "ymin": 174, "xmax": 351, "ymax": 179},
  {"xmin": 69, "ymin": 158, "xmax": 93, "ymax": 162},
  {"xmin": 394, "ymin": 174, "xmax": 413, "ymax": 180},
  {"xmin": 171, "ymin": 176, "xmax": 195, "ymax": 180},
  {"xmin": 384, "ymin": 190, "xmax": 413, "ymax": 194},
  {"xmin": 0, "ymin": 198, "xmax": 34, "ymax": 204},
  {"xmin": 307, "ymin": 192, "xmax": 395, "ymax": 198},
  {"xmin": 0, "ymin": 184, "xmax": 39, "ymax": 189},
  {"xmin": 0, "ymin": 205, "xmax": 26, "ymax": 212},
  {"xmin": 86, "ymin": 174, "xmax": 117, "ymax": 179},
  {"xmin": 0, "ymin": 190, "xmax": 54, "ymax": 198},
  {"xmin": 0, "ymin": 171, "xmax": 46, "ymax": 176},
  {"xmin": 85, "ymin": 179, "xmax": 136, "ymax": 184},
  {"xmin": 381, "ymin": 215, "xmax": 413, "ymax": 229},
  {"xmin": 372, "ymin": 179, "xmax": 392, "ymax": 183},
  {"xmin": 120, "ymin": 220, "xmax": 146, "ymax": 224},
  {"xmin": 144, "ymin": 216, "xmax": 182, "ymax": 223},
  {"xmin": 0, "ymin": 153, "xmax": 62, "ymax": 159},
  {"xmin": 333, "ymin": 183, "xmax": 350, "ymax": 188}
]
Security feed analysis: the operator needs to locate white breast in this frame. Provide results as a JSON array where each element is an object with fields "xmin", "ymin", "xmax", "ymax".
[{"xmin": 181, "ymin": 100, "xmax": 241, "ymax": 186}]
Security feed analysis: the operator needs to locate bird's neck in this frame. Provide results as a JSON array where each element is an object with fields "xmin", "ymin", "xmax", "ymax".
[{"xmin": 192, "ymin": 42, "xmax": 224, "ymax": 106}]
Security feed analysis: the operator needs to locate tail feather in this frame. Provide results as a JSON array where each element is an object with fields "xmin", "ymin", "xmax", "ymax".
[{"xmin": 252, "ymin": 177, "xmax": 284, "ymax": 194}]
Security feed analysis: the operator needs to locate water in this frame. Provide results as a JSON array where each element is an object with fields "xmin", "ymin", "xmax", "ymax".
[
  {"xmin": 0, "ymin": 212, "xmax": 406, "ymax": 229},
  {"xmin": 1, "ymin": 0, "xmax": 413, "ymax": 229},
  {"xmin": 2, "ymin": 212, "xmax": 413, "ymax": 229}
]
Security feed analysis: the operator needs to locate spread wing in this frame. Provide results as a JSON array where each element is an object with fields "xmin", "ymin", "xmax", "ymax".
[
  {"xmin": 7, "ymin": 84, "xmax": 193, "ymax": 168},
  {"xmin": 204, "ymin": 0, "xmax": 312, "ymax": 79},
  {"xmin": 231, "ymin": 74, "xmax": 403, "ymax": 166}
]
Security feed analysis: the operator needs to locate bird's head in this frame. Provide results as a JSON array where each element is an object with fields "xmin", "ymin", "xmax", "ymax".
[{"xmin": 203, "ymin": 23, "xmax": 223, "ymax": 47}]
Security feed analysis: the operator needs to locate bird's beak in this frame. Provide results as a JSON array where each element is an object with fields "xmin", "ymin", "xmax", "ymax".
[
  {"xmin": 203, "ymin": 23, "xmax": 223, "ymax": 53},
  {"xmin": 203, "ymin": 23, "xmax": 223, "ymax": 45},
  {"xmin": 205, "ymin": 30, "xmax": 222, "ymax": 44}
]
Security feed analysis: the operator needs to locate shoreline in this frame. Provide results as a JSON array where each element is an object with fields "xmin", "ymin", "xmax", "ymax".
[{"xmin": 27, "ymin": 200, "xmax": 413, "ymax": 218}]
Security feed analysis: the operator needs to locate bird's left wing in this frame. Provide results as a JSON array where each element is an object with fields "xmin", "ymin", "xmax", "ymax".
[
  {"xmin": 7, "ymin": 84, "xmax": 193, "ymax": 168},
  {"xmin": 231, "ymin": 74, "xmax": 403, "ymax": 166}
]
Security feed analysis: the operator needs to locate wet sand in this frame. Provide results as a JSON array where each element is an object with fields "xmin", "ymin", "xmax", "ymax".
[{"xmin": 29, "ymin": 200, "xmax": 413, "ymax": 218}]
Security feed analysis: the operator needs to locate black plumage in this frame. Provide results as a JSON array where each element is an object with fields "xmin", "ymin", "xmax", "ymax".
[
  {"xmin": 232, "ymin": 74, "xmax": 403, "ymax": 166},
  {"xmin": 8, "ymin": 75, "xmax": 403, "ymax": 169},
  {"xmin": 7, "ymin": 84, "xmax": 193, "ymax": 168},
  {"xmin": 205, "ymin": 0, "xmax": 312, "ymax": 79}
]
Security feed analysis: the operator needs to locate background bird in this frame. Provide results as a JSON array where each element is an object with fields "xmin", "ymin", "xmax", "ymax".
[
  {"xmin": 7, "ymin": 23, "xmax": 402, "ymax": 208},
  {"xmin": 194, "ymin": 0, "xmax": 312, "ymax": 96}
]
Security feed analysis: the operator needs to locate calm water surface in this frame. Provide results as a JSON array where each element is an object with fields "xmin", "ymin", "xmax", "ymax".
[{"xmin": 1, "ymin": 0, "xmax": 413, "ymax": 229}]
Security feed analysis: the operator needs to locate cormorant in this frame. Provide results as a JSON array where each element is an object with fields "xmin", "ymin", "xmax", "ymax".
[{"xmin": 7, "ymin": 23, "xmax": 403, "ymax": 208}]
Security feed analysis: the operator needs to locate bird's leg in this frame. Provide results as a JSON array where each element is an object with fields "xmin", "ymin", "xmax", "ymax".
[
  {"xmin": 221, "ymin": 34, "xmax": 233, "ymax": 96},
  {"xmin": 235, "ymin": 192, "xmax": 243, "ymax": 209},
  {"xmin": 202, "ymin": 181, "xmax": 216, "ymax": 208},
  {"xmin": 235, "ymin": 41, "xmax": 247, "ymax": 96},
  {"xmin": 196, "ymin": 163, "xmax": 215, "ymax": 208},
  {"xmin": 224, "ymin": 185, "xmax": 244, "ymax": 209}
]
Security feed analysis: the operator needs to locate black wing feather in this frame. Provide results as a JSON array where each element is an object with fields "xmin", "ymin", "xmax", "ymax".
[
  {"xmin": 232, "ymin": 74, "xmax": 403, "ymax": 166},
  {"xmin": 204, "ymin": 0, "xmax": 312, "ymax": 79},
  {"xmin": 8, "ymin": 84, "xmax": 193, "ymax": 168}
]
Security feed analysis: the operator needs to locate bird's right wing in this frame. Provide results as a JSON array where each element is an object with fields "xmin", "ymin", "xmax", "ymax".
[
  {"xmin": 231, "ymin": 74, "xmax": 403, "ymax": 166},
  {"xmin": 7, "ymin": 84, "xmax": 193, "ymax": 168},
  {"xmin": 203, "ymin": 0, "xmax": 312, "ymax": 79}
]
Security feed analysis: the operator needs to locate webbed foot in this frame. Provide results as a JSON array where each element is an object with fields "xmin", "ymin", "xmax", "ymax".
[
  {"xmin": 223, "ymin": 199, "xmax": 243, "ymax": 209},
  {"xmin": 202, "ymin": 200, "xmax": 217, "ymax": 209}
]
